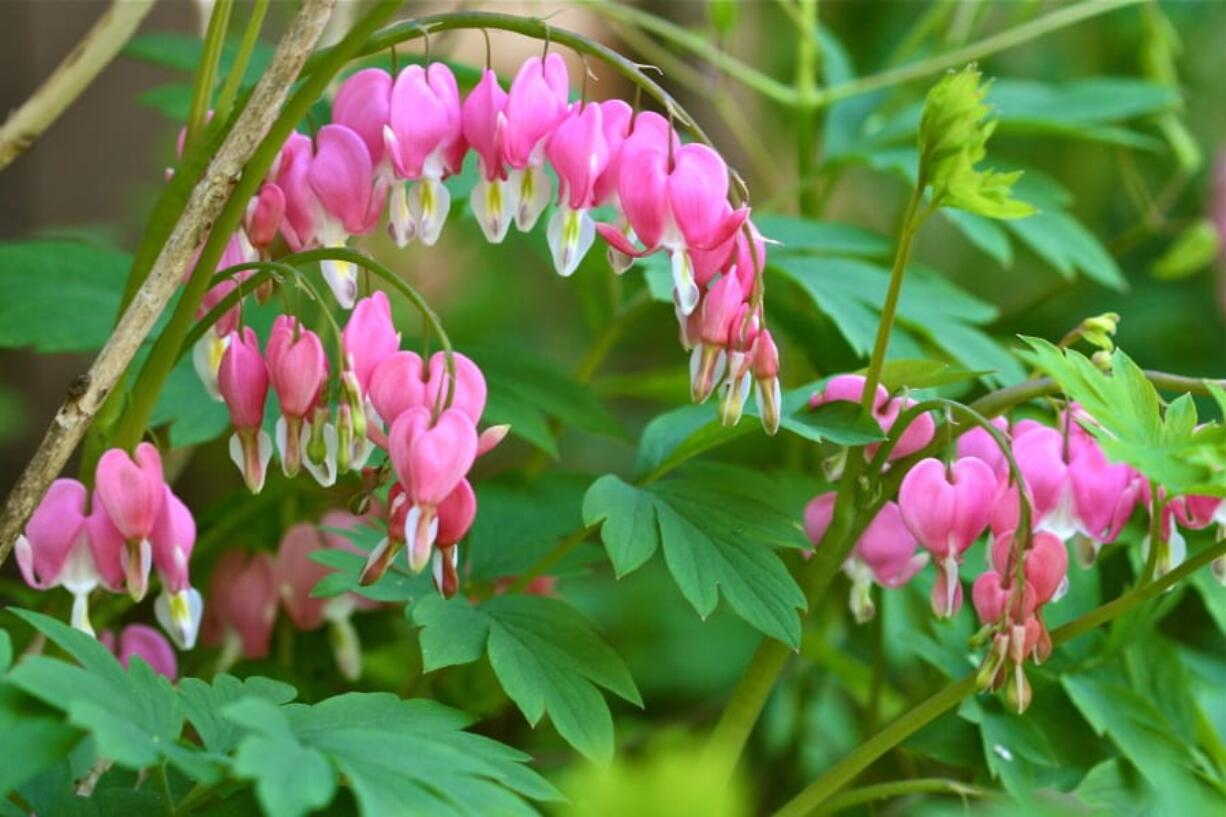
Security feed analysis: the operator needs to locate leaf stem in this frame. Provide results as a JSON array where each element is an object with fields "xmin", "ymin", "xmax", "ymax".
[
  {"xmin": 794, "ymin": 0, "xmax": 821, "ymax": 217},
  {"xmin": 504, "ymin": 525, "xmax": 595, "ymax": 594},
  {"xmin": 812, "ymin": 776, "xmax": 993, "ymax": 815},
  {"xmin": 772, "ymin": 535, "xmax": 1226, "ymax": 817},
  {"xmin": 184, "ymin": 0, "xmax": 234, "ymax": 153},
  {"xmin": 811, "ymin": 0, "xmax": 1146, "ymax": 108},
  {"xmin": 213, "ymin": 0, "xmax": 270, "ymax": 125}
]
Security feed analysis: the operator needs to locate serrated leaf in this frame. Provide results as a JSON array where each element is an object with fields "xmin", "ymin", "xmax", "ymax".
[
  {"xmin": 1006, "ymin": 209, "xmax": 1126, "ymax": 290},
  {"xmin": 0, "ymin": 241, "xmax": 133, "ymax": 353},
  {"xmin": 873, "ymin": 358, "xmax": 990, "ymax": 391},
  {"xmin": 179, "ymin": 674, "xmax": 297, "ymax": 755},
  {"xmin": 754, "ymin": 214, "xmax": 891, "ymax": 258},
  {"xmin": 227, "ymin": 698, "xmax": 336, "ymax": 817},
  {"xmin": 582, "ymin": 469, "xmax": 807, "ymax": 646},
  {"xmin": 6, "ymin": 610, "xmax": 185, "ymax": 771},
  {"xmin": 412, "ymin": 594, "xmax": 640, "ymax": 764},
  {"xmin": 467, "ymin": 474, "xmax": 595, "ymax": 581}
]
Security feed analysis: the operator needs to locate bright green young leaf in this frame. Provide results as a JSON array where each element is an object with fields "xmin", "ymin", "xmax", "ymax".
[
  {"xmin": 918, "ymin": 65, "xmax": 1034, "ymax": 219},
  {"xmin": 582, "ymin": 468, "xmax": 808, "ymax": 646},
  {"xmin": 1019, "ymin": 338, "xmax": 1226, "ymax": 495},
  {"xmin": 1151, "ymin": 219, "xmax": 1221, "ymax": 281},
  {"xmin": 0, "ymin": 241, "xmax": 133, "ymax": 353},
  {"xmin": 413, "ymin": 594, "xmax": 640, "ymax": 763}
]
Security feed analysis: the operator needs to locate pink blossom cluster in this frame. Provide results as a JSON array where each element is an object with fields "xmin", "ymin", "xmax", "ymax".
[
  {"xmin": 801, "ymin": 375, "xmax": 1226, "ymax": 708},
  {"xmin": 16, "ymin": 443, "xmax": 202, "ymax": 650},
  {"xmin": 203, "ymin": 509, "xmax": 378, "ymax": 678},
  {"xmin": 188, "ymin": 56, "xmax": 780, "ymax": 434},
  {"xmin": 215, "ymin": 290, "xmax": 505, "ymax": 590}
]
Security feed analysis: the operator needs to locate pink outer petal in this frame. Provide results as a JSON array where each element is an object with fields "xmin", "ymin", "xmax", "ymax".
[
  {"xmin": 405, "ymin": 408, "xmax": 478, "ymax": 507},
  {"xmin": 218, "ymin": 327, "xmax": 268, "ymax": 430},
  {"xmin": 274, "ymin": 523, "xmax": 329, "ymax": 631},
  {"xmin": 898, "ymin": 458, "xmax": 960, "ymax": 558},
  {"xmin": 18, "ymin": 479, "xmax": 88, "ymax": 589},
  {"xmin": 368, "ymin": 351, "xmax": 428, "ymax": 426},
  {"xmin": 86, "ymin": 501, "xmax": 127, "ymax": 592},
  {"xmin": 809, "ymin": 374, "xmax": 890, "ymax": 416},
  {"xmin": 202, "ymin": 551, "xmax": 278, "ymax": 660},
  {"xmin": 387, "ymin": 64, "xmax": 462, "ymax": 179},
  {"xmin": 275, "ymin": 132, "xmax": 321, "ymax": 251},
  {"xmin": 95, "ymin": 443, "xmax": 165, "ymax": 542},
  {"xmin": 956, "ymin": 418, "xmax": 1010, "ymax": 478},
  {"xmin": 342, "ymin": 291, "xmax": 400, "ymax": 393},
  {"xmin": 436, "ymin": 479, "xmax": 477, "ymax": 547},
  {"xmin": 1025, "ymin": 531, "xmax": 1068, "ymax": 604},
  {"xmin": 856, "ymin": 501, "xmax": 921, "ymax": 587},
  {"xmin": 595, "ymin": 222, "xmax": 651, "ymax": 258},
  {"xmin": 150, "ymin": 487, "xmax": 196, "ymax": 593},
  {"xmin": 803, "ymin": 492, "xmax": 836, "ymax": 548},
  {"xmin": 591, "ymin": 99, "xmax": 634, "ymax": 206},
  {"xmin": 461, "ymin": 69, "xmax": 508, "ymax": 180},
  {"xmin": 947, "ymin": 457, "xmax": 997, "ymax": 554},
  {"xmin": 1012, "ymin": 427, "xmax": 1069, "ymax": 519},
  {"xmin": 309, "ymin": 124, "xmax": 377, "ymax": 234},
  {"xmin": 387, "ymin": 406, "xmax": 433, "ymax": 491},
  {"xmin": 117, "ymin": 624, "xmax": 178, "ymax": 680},
  {"xmin": 616, "ymin": 143, "xmax": 670, "ymax": 250},
  {"xmin": 547, "ymin": 102, "xmax": 608, "ymax": 209},
  {"xmin": 666, "ymin": 144, "xmax": 731, "ymax": 248},
  {"xmin": 888, "ymin": 399, "xmax": 937, "ymax": 460},
  {"xmin": 502, "ymin": 53, "xmax": 570, "ymax": 169},
  {"xmin": 426, "ymin": 351, "xmax": 487, "ymax": 424},
  {"xmin": 332, "ymin": 68, "xmax": 393, "ymax": 166},
  {"xmin": 972, "ymin": 570, "xmax": 1008, "ymax": 625},
  {"xmin": 266, "ymin": 317, "xmax": 327, "ymax": 419}
]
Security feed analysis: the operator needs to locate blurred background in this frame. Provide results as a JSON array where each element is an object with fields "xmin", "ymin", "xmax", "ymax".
[{"xmin": 2, "ymin": 2, "xmax": 1226, "ymax": 810}]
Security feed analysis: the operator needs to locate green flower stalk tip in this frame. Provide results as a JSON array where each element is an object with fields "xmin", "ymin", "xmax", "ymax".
[{"xmin": 918, "ymin": 65, "xmax": 1035, "ymax": 220}]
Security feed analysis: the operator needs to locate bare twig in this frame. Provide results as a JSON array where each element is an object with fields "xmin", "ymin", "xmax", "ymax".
[
  {"xmin": 0, "ymin": 0, "xmax": 337, "ymax": 562},
  {"xmin": 0, "ymin": 0, "xmax": 156, "ymax": 171}
]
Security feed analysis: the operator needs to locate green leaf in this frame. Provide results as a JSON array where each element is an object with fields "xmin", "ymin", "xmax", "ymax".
[
  {"xmin": 754, "ymin": 214, "xmax": 891, "ymax": 259},
  {"xmin": 873, "ymin": 359, "xmax": 990, "ymax": 391},
  {"xmin": 960, "ymin": 696, "xmax": 1061, "ymax": 796},
  {"xmin": 0, "ymin": 686, "xmax": 82, "ymax": 799},
  {"xmin": 1074, "ymin": 758, "xmax": 1160, "ymax": 816},
  {"xmin": 1006, "ymin": 209, "xmax": 1126, "ymax": 290},
  {"xmin": 413, "ymin": 594, "xmax": 640, "ymax": 763},
  {"xmin": 179, "ymin": 674, "xmax": 297, "ymax": 755},
  {"xmin": 942, "ymin": 209, "xmax": 1014, "ymax": 267},
  {"xmin": 467, "ymin": 473, "xmax": 595, "ymax": 581},
  {"xmin": 307, "ymin": 521, "xmax": 434, "ymax": 603},
  {"xmin": 0, "ymin": 629, "xmax": 10, "ymax": 674},
  {"xmin": 582, "ymin": 468, "xmax": 808, "ymax": 646},
  {"xmin": 634, "ymin": 381, "xmax": 882, "ymax": 479},
  {"xmin": 150, "ymin": 354, "xmax": 231, "ymax": 448},
  {"xmin": 472, "ymin": 344, "xmax": 625, "ymax": 456},
  {"xmin": 1018, "ymin": 338, "xmax": 1226, "ymax": 494},
  {"xmin": 1151, "ymin": 219, "xmax": 1221, "ymax": 281},
  {"xmin": 225, "ymin": 691, "xmax": 560, "ymax": 817},
  {"xmin": 0, "ymin": 241, "xmax": 133, "ymax": 352},
  {"xmin": 5, "ymin": 610, "xmax": 185, "ymax": 771},
  {"xmin": 1063, "ymin": 665, "xmax": 1221, "ymax": 813}
]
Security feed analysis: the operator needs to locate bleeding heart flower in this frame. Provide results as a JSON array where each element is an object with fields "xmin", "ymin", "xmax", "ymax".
[
  {"xmin": 368, "ymin": 350, "xmax": 427, "ymax": 432},
  {"xmin": 342, "ymin": 291, "xmax": 401, "ymax": 394},
  {"xmin": 899, "ymin": 456, "xmax": 997, "ymax": 617},
  {"xmin": 266, "ymin": 316, "xmax": 328, "ymax": 477},
  {"xmin": 243, "ymin": 182, "xmax": 286, "ymax": 254},
  {"xmin": 332, "ymin": 68, "xmax": 392, "ymax": 168},
  {"xmin": 95, "ymin": 443, "xmax": 165, "ymax": 602},
  {"xmin": 503, "ymin": 53, "xmax": 570, "ymax": 232},
  {"xmin": 383, "ymin": 63, "xmax": 465, "ymax": 246},
  {"xmin": 690, "ymin": 272, "xmax": 744, "ymax": 404},
  {"xmin": 425, "ymin": 351, "xmax": 488, "ymax": 425},
  {"xmin": 593, "ymin": 107, "xmax": 670, "ymax": 274},
  {"xmin": 545, "ymin": 102, "xmax": 610, "ymax": 277},
  {"xmin": 15, "ymin": 479, "xmax": 106, "ymax": 634},
  {"xmin": 201, "ymin": 550, "xmax": 278, "ymax": 669},
  {"xmin": 1011, "ymin": 426, "xmax": 1077, "ymax": 539},
  {"xmin": 102, "ymin": 624, "xmax": 178, "ymax": 681},
  {"xmin": 149, "ymin": 487, "xmax": 203, "ymax": 650},
  {"xmin": 462, "ymin": 68, "xmax": 513, "ymax": 243},
  {"xmin": 218, "ymin": 327, "xmax": 272, "ymax": 493},
  {"xmin": 597, "ymin": 138, "xmax": 747, "ymax": 316},
  {"xmin": 956, "ymin": 417, "xmax": 1010, "ymax": 478},
  {"xmin": 432, "ymin": 479, "xmax": 477, "ymax": 599},
  {"xmin": 751, "ymin": 329, "xmax": 781, "ymax": 436}
]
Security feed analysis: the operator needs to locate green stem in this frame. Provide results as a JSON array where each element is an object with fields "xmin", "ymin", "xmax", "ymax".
[
  {"xmin": 184, "ymin": 0, "xmax": 233, "ymax": 153},
  {"xmin": 813, "ymin": 777, "xmax": 993, "ymax": 816},
  {"xmin": 157, "ymin": 762, "xmax": 175, "ymax": 816},
  {"xmin": 109, "ymin": 2, "xmax": 403, "ymax": 453},
  {"xmin": 505, "ymin": 526, "xmax": 594, "ymax": 594},
  {"xmin": 576, "ymin": 0, "xmax": 798, "ymax": 105},
  {"xmin": 860, "ymin": 177, "xmax": 927, "ymax": 413},
  {"xmin": 794, "ymin": 0, "xmax": 821, "ymax": 217},
  {"xmin": 213, "ymin": 0, "xmax": 270, "ymax": 125},
  {"xmin": 772, "ymin": 535, "xmax": 1226, "ymax": 817},
  {"xmin": 811, "ymin": 0, "xmax": 1146, "ymax": 108}
]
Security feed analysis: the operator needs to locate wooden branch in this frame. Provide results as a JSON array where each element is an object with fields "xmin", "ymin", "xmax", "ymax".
[
  {"xmin": 0, "ymin": 0, "xmax": 156, "ymax": 171},
  {"xmin": 0, "ymin": 0, "xmax": 337, "ymax": 562}
]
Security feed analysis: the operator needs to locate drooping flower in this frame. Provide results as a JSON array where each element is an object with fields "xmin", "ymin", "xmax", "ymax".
[
  {"xmin": 201, "ymin": 550, "xmax": 278, "ymax": 670},
  {"xmin": 898, "ymin": 456, "xmax": 997, "ymax": 617},
  {"xmin": 383, "ymin": 63, "xmax": 465, "ymax": 246},
  {"xmin": 462, "ymin": 68, "xmax": 513, "ymax": 243},
  {"xmin": 432, "ymin": 479, "xmax": 477, "ymax": 598},
  {"xmin": 150, "ymin": 487, "xmax": 203, "ymax": 650},
  {"xmin": 332, "ymin": 68, "xmax": 393, "ymax": 169},
  {"xmin": 218, "ymin": 327, "xmax": 272, "ymax": 493},
  {"xmin": 15, "ymin": 479, "xmax": 105, "ymax": 634},
  {"xmin": 597, "ymin": 138, "xmax": 748, "ymax": 315},
  {"xmin": 545, "ymin": 102, "xmax": 610, "ymax": 277},
  {"xmin": 690, "ymin": 272, "xmax": 744, "ymax": 404},
  {"xmin": 265, "ymin": 316, "xmax": 329, "ymax": 480},
  {"xmin": 750, "ymin": 329, "xmax": 781, "ymax": 435},
  {"xmin": 94, "ymin": 443, "xmax": 165, "ymax": 601},
  {"xmin": 101, "ymin": 624, "xmax": 178, "ymax": 680},
  {"xmin": 503, "ymin": 53, "xmax": 571, "ymax": 232}
]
